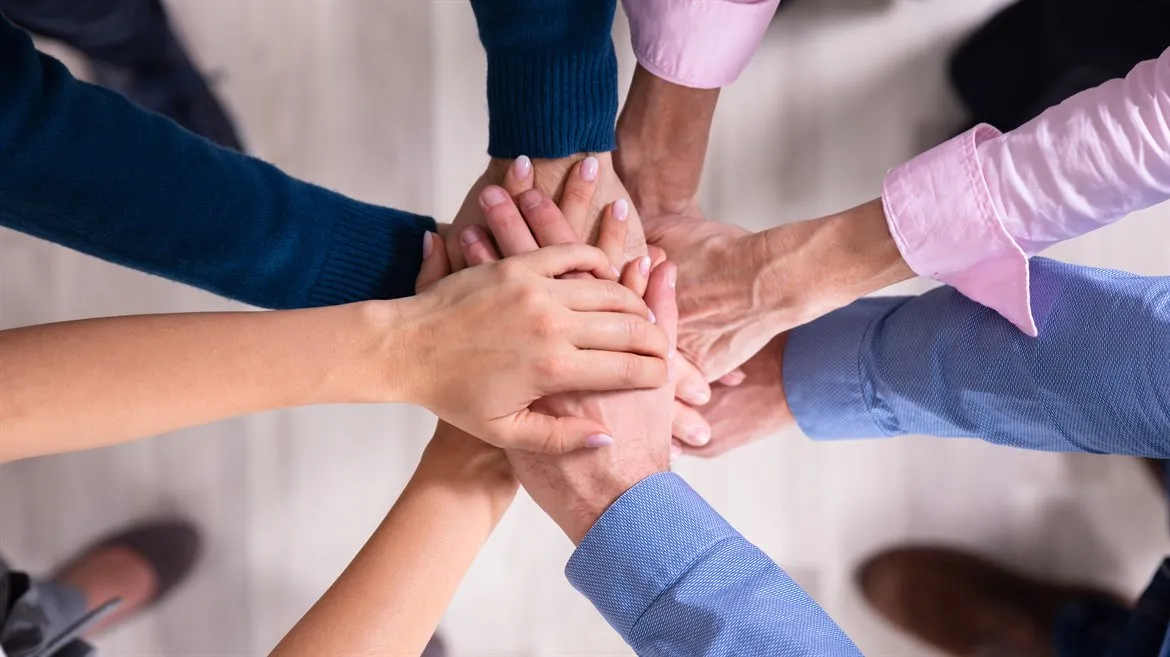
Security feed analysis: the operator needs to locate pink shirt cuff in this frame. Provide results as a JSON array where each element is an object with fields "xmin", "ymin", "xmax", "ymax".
[
  {"xmin": 882, "ymin": 125, "xmax": 1038, "ymax": 337},
  {"xmin": 623, "ymin": 0, "xmax": 781, "ymax": 89}
]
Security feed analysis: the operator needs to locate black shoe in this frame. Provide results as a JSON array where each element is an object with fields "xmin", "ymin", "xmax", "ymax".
[{"xmin": 90, "ymin": 24, "xmax": 244, "ymax": 152}]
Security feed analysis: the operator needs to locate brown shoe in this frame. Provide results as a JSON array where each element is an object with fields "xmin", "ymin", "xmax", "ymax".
[
  {"xmin": 856, "ymin": 546, "xmax": 1125, "ymax": 657},
  {"xmin": 51, "ymin": 518, "xmax": 202, "ymax": 636}
]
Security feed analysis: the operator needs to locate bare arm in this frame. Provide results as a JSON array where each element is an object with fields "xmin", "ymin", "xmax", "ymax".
[
  {"xmin": 268, "ymin": 414, "xmax": 517, "ymax": 657},
  {"xmin": 0, "ymin": 305, "xmax": 394, "ymax": 462}
]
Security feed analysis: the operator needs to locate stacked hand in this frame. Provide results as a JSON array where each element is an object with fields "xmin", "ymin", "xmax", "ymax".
[
  {"xmin": 454, "ymin": 166, "xmax": 676, "ymax": 543},
  {"xmin": 400, "ymin": 198, "xmax": 670, "ymax": 453}
]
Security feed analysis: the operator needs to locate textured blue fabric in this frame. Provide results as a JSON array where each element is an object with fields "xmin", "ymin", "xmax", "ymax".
[
  {"xmin": 567, "ymin": 473, "xmax": 862, "ymax": 656},
  {"xmin": 0, "ymin": 17, "xmax": 435, "ymax": 308},
  {"xmin": 470, "ymin": 0, "xmax": 618, "ymax": 158},
  {"xmin": 785, "ymin": 258, "xmax": 1170, "ymax": 456}
]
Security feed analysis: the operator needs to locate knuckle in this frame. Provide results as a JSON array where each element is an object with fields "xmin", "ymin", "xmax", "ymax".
[
  {"xmin": 535, "ymin": 353, "xmax": 569, "ymax": 379},
  {"xmin": 497, "ymin": 259, "xmax": 527, "ymax": 282},
  {"xmin": 563, "ymin": 185, "xmax": 593, "ymax": 207}
]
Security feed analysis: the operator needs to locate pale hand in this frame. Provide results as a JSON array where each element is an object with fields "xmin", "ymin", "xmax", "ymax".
[
  {"xmin": 402, "ymin": 235, "xmax": 669, "ymax": 454},
  {"xmin": 676, "ymin": 334, "xmax": 795, "ymax": 459}
]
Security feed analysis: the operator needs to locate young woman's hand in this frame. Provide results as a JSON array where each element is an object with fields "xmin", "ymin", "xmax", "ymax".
[{"xmin": 390, "ymin": 203, "xmax": 669, "ymax": 454}]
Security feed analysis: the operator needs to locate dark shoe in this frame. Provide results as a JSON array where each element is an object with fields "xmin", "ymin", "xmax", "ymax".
[
  {"xmin": 422, "ymin": 633, "xmax": 447, "ymax": 657},
  {"xmin": 51, "ymin": 518, "xmax": 202, "ymax": 636},
  {"xmin": 90, "ymin": 24, "xmax": 244, "ymax": 151},
  {"xmin": 856, "ymin": 546, "xmax": 1124, "ymax": 657}
]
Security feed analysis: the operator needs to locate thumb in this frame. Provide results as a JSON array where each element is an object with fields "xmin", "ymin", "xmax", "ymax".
[
  {"xmin": 504, "ymin": 409, "xmax": 615, "ymax": 454},
  {"xmin": 644, "ymin": 261, "xmax": 679, "ymax": 361},
  {"xmin": 416, "ymin": 231, "xmax": 451, "ymax": 292}
]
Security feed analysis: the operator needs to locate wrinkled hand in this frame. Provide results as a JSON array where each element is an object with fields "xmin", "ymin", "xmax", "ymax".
[
  {"xmin": 404, "ymin": 229, "xmax": 669, "ymax": 454},
  {"xmin": 674, "ymin": 334, "xmax": 795, "ymax": 459},
  {"xmin": 642, "ymin": 212, "xmax": 798, "ymax": 383},
  {"xmin": 447, "ymin": 154, "xmax": 648, "ymax": 272}
]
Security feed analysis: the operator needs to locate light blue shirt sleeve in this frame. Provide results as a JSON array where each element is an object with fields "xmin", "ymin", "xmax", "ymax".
[
  {"xmin": 784, "ymin": 258, "xmax": 1170, "ymax": 456},
  {"xmin": 566, "ymin": 473, "xmax": 862, "ymax": 656}
]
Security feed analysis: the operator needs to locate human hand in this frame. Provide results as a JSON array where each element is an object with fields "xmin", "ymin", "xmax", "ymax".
[
  {"xmin": 458, "ymin": 184, "xmax": 676, "ymax": 544},
  {"xmin": 392, "ymin": 227, "xmax": 668, "ymax": 454},
  {"xmin": 644, "ymin": 198, "xmax": 916, "ymax": 383},
  {"xmin": 471, "ymin": 158, "xmax": 716, "ymax": 450},
  {"xmin": 447, "ymin": 154, "xmax": 648, "ymax": 272},
  {"xmin": 673, "ymin": 334, "xmax": 795, "ymax": 459},
  {"xmin": 418, "ymin": 421, "xmax": 517, "ymax": 510}
]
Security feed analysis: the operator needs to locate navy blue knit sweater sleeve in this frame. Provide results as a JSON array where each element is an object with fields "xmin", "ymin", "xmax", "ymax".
[
  {"xmin": 0, "ymin": 18, "xmax": 434, "ymax": 309},
  {"xmin": 470, "ymin": 0, "xmax": 618, "ymax": 158}
]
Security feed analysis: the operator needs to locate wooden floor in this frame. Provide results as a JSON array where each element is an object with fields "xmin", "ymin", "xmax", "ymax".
[{"xmin": 2, "ymin": 1, "xmax": 1168, "ymax": 655}]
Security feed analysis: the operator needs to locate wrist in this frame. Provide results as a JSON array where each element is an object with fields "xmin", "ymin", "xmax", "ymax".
[
  {"xmin": 557, "ymin": 471, "xmax": 651, "ymax": 545},
  {"xmin": 615, "ymin": 64, "xmax": 719, "ymax": 213},
  {"xmin": 343, "ymin": 298, "xmax": 422, "ymax": 405},
  {"xmin": 417, "ymin": 424, "xmax": 518, "ymax": 510},
  {"xmin": 757, "ymin": 199, "xmax": 914, "ymax": 320}
]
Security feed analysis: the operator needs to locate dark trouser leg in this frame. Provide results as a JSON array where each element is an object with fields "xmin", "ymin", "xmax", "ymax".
[
  {"xmin": 1, "ymin": 555, "xmax": 94, "ymax": 657},
  {"xmin": 0, "ymin": 0, "xmax": 169, "ymax": 70}
]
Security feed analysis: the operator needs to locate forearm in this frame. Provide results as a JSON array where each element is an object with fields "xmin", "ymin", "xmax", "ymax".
[
  {"xmin": 748, "ymin": 198, "xmax": 914, "ymax": 331},
  {"xmin": 784, "ymin": 258, "xmax": 1170, "ymax": 455},
  {"xmin": 270, "ymin": 428, "xmax": 517, "ymax": 657},
  {"xmin": 0, "ymin": 19, "xmax": 433, "ymax": 308},
  {"xmin": 616, "ymin": 64, "xmax": 721, "ymax": 213},
  {"xmin": 0, "ymin": 304, "xmax": 402, "ymax": 462}
]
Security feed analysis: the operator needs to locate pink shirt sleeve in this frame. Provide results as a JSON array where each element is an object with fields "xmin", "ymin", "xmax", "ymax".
[
  {"xmin": 882, "ymin": 46, "xmax": 1170, "ymax": 337},
  {"xmin": 622, "ymin": 0, "xmax": 781, "ymax": 89}
]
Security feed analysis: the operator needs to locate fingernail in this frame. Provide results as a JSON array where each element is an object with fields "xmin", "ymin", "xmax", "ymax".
[
  {"xmin": 581, "ymin": 156, "xmax": 599, "ymax": 182},
  {"xmin": 688, "ymin": 426, "xmax": 711, "ymax": 445},
  {"xmin": 586, "ymin": 433, "xmax": 614, "ymax": 448},
  {"xmin": 648, "ymin": 310, "xmax": 656, "ymax": 324},
  {"xmin": 481, "ymin": 186, "xmax": 508, "ymax": 207},
  {"xmin": 613, "ymin": 198, "xmax": 629, "ymax": 222},
  {"xmin": 514, "ymin": 155, "xmax": 532, "ymax": 179},
  {"xmin": 670, "ymin": 442, "xmax": 683, "ymax": 460},
  {"xmin": 638, "ymin": 256, "xmax": 651, "ymax": 277},
  {"xmin": 520, "ymin": 189, "xmax": 542, "ymax": 210},
  {"xmin": 459, "ymin": 227, "xmax": 480, "ymax": 246},
  {"xmin": 611, "ymin": 266, "xmax": 621, "ymax": 278},
  {"xmin": 668, "ymin": 267, "xmax": 678, "ymax": 289},
  {"xmin": 422, "ymin": 231, "xmax": 434, "ymax": 259}
]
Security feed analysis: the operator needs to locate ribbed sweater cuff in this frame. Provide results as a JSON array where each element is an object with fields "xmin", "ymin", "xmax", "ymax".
[
  {"xmin": 486, "ymin": 47, "xmax": 618, "ymax": 158},
  {"xmin": 310, "ymin": 199, "xmax": 436, "ymax": 306}
]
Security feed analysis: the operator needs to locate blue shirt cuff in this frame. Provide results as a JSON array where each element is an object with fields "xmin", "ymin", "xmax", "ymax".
[
  {"xmin": 564, "ymin": 473, "xmax": 740, "ymax": 640},
  {"xmin": 784, "ymin": 297, "xmax": 905, "ymax": 440}
]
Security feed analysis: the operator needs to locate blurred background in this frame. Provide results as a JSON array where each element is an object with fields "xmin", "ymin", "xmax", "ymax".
[{"xmin": 1, "ymin": 0, "xmax": 1167, "ymax": 655}]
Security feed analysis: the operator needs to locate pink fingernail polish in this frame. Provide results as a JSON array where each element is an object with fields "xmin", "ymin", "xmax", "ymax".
[
  {"xmin": 581, "ymin": 156, "xmax": 599, "ymax": 182},
  {"xmin": 460, "ymin": 227, "xmax": 479, "ymax": 245},
  {"xmin": 611, "ymin": 266, "xmax": 621, "ymax": 278},
  {"xmin": 638, "ymin": 256, "xmax": 651, "ymax": 277},
  {"xmin": 648, "ymin": 310, "xmax": 657, "ymax": 324},
  {"xmin": 689, "ymin": 426, "xmax": 711, "ymax": 445},
  {"xmin": 514, "ymin": 155, "xmax": 532, "ymax": 179},
  {"xmin": 586, "ymin": 433, "xmax": 614, "ymax": 448},
  {"xmin": 668, "ymin": 267, "xmax": 678, "ymax": 289},
  {"xmin": 422, "ymin": 231, "xmax": 434, "ymax": 259},
  {"xmin": 481, "ymin": 186, "xmax": 508, "ymax": 207},
  {"xmin": 613, "ymin": 198, "xmax": 629, "ymax": 222}
]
